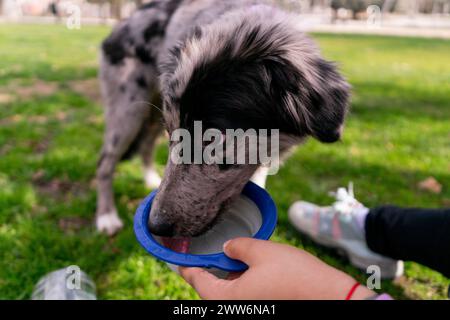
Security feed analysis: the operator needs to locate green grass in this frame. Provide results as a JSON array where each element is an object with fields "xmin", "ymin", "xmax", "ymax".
[{"xmin": 0, "ymin": 24, "xmax": 449, "ymax": 300}]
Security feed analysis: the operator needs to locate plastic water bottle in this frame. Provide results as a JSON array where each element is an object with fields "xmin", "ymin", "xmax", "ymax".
[{"xmin": 31, "ymin": 266, "xmax": 96, "ymax": 300}]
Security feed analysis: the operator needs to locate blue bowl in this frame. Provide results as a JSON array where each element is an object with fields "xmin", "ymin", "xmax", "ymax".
[{"xmin": 134, "ymin": 181, "xmax": 277, "ymax": 272}]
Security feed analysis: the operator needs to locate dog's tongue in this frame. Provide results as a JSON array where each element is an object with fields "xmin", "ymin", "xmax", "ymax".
[{"xmin": 162, "ymin": 237, "xmax": 190, "ymax": 254}]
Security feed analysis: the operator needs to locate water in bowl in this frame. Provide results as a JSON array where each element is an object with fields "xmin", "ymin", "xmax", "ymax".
[{"xmin": 189, "ymin": 195, "xmax": 262, "ymax": 255}]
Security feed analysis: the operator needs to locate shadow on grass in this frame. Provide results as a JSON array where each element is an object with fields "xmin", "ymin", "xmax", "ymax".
[{"xmin": 351, "ymin": 80, "xmax": 450, "ymax": 120}]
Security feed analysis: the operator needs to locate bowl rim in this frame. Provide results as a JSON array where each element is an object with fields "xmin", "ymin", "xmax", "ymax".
[{"xmin": 134, "ymin": 181, "xmax": 277, "ymax": 272}]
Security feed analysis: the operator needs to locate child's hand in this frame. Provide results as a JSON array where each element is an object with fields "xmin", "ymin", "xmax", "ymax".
[{"xmin": 180, "ymin": 238, "xmax": 374, "ymax": 300}]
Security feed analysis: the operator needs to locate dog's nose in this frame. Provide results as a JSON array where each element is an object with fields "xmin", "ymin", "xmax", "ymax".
[{"xmin": 148, "ymin": 213, "xmax": 175, "ymax": 237}]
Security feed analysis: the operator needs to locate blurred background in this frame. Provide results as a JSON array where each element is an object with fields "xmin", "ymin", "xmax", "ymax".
[
  {"xmin": 0, "ymin": 0, "xmax": 449, "ymax": 300},
  {"xmin": 1, "ymin": 0, "xmax": 450, "ymax": 30}
]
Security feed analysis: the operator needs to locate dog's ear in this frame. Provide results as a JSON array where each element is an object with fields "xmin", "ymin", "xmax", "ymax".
[
  {"xmin": 258, "ymin": 56, "xmax": 350, "ymax": 143},
  {"xmin": 299, "ymin": 58, "xmax": 350, "ymax": 143}
]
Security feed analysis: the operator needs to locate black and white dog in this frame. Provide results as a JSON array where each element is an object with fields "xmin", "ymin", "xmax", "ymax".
[{"xmin": 96, "ymin": 0, "xmax": 350, "ymax": 241}]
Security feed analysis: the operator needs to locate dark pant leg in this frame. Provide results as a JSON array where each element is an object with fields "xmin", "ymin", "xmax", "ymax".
[{"xmin": 365, "ymin": 206, "xmax": 450, "ymax": 278}]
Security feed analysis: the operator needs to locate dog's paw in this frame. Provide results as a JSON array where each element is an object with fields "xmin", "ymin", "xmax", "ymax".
[
  {"xmin": 96, "ymin": 211, "xmax": 124, "ymax": 236},
  {"xmin": 145, "ymin": 168, "xmax": 162, "ymax": 189}
]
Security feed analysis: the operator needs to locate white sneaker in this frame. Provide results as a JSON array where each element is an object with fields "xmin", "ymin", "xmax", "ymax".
[{"xmin": 288, "ymin": 183, "xmax": 403, "ymax": 279}]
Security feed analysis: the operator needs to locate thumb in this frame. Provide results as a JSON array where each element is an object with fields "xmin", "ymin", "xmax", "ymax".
[
  {"xmin": 179, "ymin": 267, "xmax": 232, "ymax": 300},
  {"xmin": 223, "ymin": 237, "xmax": 268, "ymax": 266}
]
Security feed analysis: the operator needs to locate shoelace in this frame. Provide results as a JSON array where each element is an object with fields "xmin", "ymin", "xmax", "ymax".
[{"xmin": 329, "ymin": 182, "xmax": 363, "ymax": 221}]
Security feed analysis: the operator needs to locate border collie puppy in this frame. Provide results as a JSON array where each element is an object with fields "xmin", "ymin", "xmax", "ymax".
[{"xmin": 96, "ymin": 0, "xmax": 350, "ymax": 243}]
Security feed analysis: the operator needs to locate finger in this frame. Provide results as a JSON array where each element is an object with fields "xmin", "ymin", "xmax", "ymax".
[
  {"xmin": 179, "ymin": 267, "xmax": 229, "ymax": 300},
  {"xmin": 223, "ymin": 237, "xmax": 271, "ymax": 266}
]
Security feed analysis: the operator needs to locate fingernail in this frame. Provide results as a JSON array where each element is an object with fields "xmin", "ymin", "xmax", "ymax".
[{"xmin": 223, "ymin": 240, "xmax": 231, "ymax": 251}]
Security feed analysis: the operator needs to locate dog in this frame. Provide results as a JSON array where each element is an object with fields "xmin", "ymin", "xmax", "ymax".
[{"xmin": 96, "ymin": 0, "xmax": 350, "ymax": 241}]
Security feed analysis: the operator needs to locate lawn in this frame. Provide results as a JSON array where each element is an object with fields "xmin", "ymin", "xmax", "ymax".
[{"xmin": 0, "ymin": 24, "xmax": 449, "ymax": 300}]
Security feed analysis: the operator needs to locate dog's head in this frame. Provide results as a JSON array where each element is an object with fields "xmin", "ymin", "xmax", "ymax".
[{"xmin": 149, "ymin": 6, "xmax": 350, "ymax": 239}]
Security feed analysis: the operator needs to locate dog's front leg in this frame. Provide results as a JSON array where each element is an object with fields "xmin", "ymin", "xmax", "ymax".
[
  {"xmin": 251, "ymin": 166, "xmax": 269, "ymax": 189},
  {"xmin": 96, "ymin": 106, "xmax": 151, "ymax": 235},
  {"xmin": 95, "ymin": 104, "xmax": 152, "ymax": 235},
  {"xmin": 96, "ymin": 57, "xmax": 155, "ymax": 235},
  {"xmin": 96, "ymin": 149, "xmax": 124, "ymax": 236}
]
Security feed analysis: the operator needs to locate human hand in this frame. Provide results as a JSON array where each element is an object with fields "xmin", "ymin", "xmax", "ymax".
[{"xmin": 180, "ymin": 238, "xmax": 374, "ymax": 300}]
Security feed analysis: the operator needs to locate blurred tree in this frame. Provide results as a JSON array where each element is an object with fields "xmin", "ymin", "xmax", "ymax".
[
  {"xmin": 382, "ymin": 0, "xmax": 397, "ymax": 13},
  {"xmin": 331, "ymin": 0, "xmax": 385, "ymax": 18},
  {"xmin": 110, "ymin": 0, "xmax": 122, "ymax": 19},
  {"xmin": 87, "ymin": 0, "xmax": 146, "ymax": 19}
]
